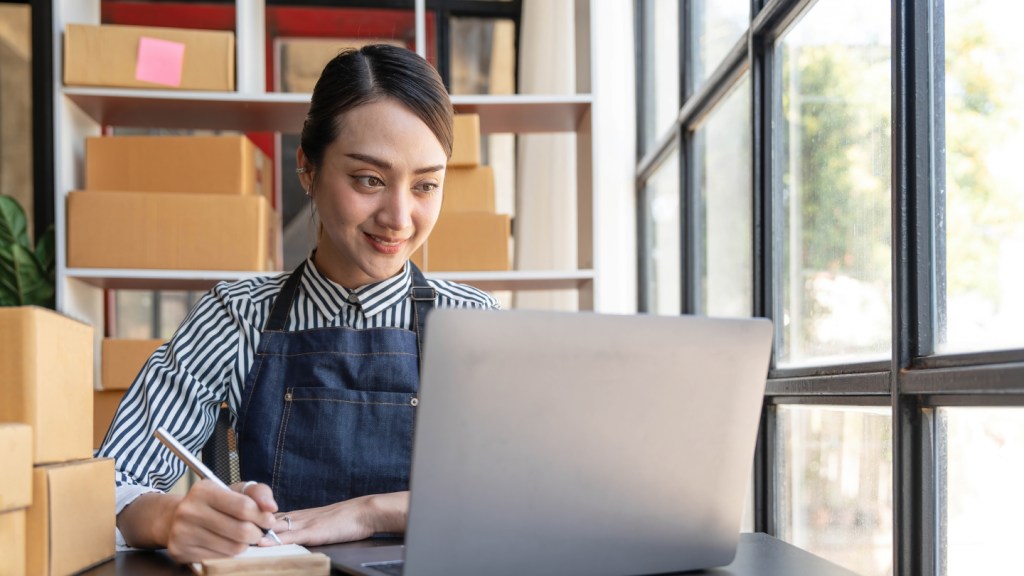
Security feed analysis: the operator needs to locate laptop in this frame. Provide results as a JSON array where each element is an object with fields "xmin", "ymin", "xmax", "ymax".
[{"xmin": 330, "ymin": 309, "xmax": 773, "ymax": 576}]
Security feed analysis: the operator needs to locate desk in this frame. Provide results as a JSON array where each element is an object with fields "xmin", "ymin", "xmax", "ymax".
[{"xmin": 78, "ymin": 533, "xmax": 856, "ymax": 575}]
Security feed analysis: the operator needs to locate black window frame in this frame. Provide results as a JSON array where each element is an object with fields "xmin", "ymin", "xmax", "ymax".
[{"xmin": 635, "ymin": 0, "xmax": 1024, "ymax": 574}]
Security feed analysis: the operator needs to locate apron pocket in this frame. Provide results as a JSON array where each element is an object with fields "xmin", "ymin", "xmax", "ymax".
[{"xmin": 271, "ymin": 386, "xmax": 417, "ymax": 511}]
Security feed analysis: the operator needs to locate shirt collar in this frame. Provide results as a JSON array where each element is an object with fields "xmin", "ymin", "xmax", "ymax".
[{"xmin": 300, "ymin": 256, "xmax": 413, "ymax": 320}]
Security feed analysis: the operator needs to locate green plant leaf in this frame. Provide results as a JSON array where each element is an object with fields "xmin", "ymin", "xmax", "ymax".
[
  {"xmin": 0, "ymin": 242, "xmax": 54, "ymax": 308},
  {"xmin": 0, "ymin": 195, "xmax": 30, "ymax": 251},
  {"xmin": 35, "ymin": 224, "xmax": 56, "ymax": 282}
]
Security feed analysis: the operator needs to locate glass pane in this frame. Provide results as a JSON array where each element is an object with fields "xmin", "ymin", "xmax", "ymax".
[
  {"xmin": 114, "ymin": 290, "xmax": 199, "ymax": 340},
  {"xmin": 941, "ymin": 0, "xmax": 1024, "ymax": 352},
  {"xmin": 639, "ymin": 0, "xmax": 679, "ymax": 153},
  {"xmin": 692, "ymin": 0, "xmax": 749, "ymax": 87},
  {"xmin": 697, "ymin": 75, "xmax": 752, "ymax": 317},
  {"xmin": 940, "ymin": 407, "xmax": 1024, "ymax": 574},
  {"xmin": 642, "ymin": 151, "xmax": 681, "ymax": 315},
  {"xmin": 450, "ymin": 17, "xmax": 516, "ymax": 96},
  {"xmin": 778, "ymin": 0, "xmax": 892, "ymax": 366},
  {"xmin": 777, "ymin": 405, "xmax": 893, "ymax": 576},
  {"xmin": 0, "ymin": 4, "xmax": 32, "ymax": 234}
]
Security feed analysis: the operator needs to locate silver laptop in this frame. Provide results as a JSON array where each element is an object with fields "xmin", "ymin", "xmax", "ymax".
[{"xmin": 330, "ymin": 309, "xmax": 773, "ymax": 576}]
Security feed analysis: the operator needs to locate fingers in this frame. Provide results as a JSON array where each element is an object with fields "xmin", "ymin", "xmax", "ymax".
[
  {"xmin": 166, "ymin": 479, "xmax": 280, "ymax": 562},
  {"xmin": 235, "ymin": 480, "xmax": 279, "ymax": 514}
]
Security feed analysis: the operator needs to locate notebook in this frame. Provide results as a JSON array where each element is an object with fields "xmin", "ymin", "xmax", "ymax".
[{"xmin": 329, "ymin": 309, "xmax": 773, "ymax": 576}]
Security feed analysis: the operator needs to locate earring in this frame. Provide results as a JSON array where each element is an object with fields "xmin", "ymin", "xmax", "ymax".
[
  {"xmin": 304, "ymin": 187, "xmax": 310, "ymax": 197},
  {"xmin": 296, "ymin": 167, "xmax": 307, "ymax": 174}
]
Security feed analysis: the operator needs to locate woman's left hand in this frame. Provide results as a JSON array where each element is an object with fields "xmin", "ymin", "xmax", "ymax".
[{"xmin": 260, "ymin": 491, "xmax": 409, "ymax": 547}]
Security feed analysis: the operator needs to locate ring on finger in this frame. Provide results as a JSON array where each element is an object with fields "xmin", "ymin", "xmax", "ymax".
[
  {"xmin": 240, "ymin": 480, "xmax": 257, "ymax": 496},
  {"xmin": 283, "ymin": 515, "xmax": 293, "ymax": 531}
]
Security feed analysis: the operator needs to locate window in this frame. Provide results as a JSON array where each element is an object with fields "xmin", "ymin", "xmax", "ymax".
[
  {"xmin": 778, "ymin": 0, "xmax": 891, "ymax": 367},
  {"xmin": 640, "ymin": 150, "xmax": 681, "ymax": 315},
  {"xmin": 941, "ymin": 0, "xmax": 1024, "ymax": 353},
  {"xmin": 635, "ymin": 0, "xmax": 1024, "ymax": 574},
  {"xmin": 696, "ymin": 74, "xmax": 751, "ymax": 317}
]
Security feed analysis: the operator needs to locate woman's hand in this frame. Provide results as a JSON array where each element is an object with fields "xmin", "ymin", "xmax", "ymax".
[
  {"xmin": 262, "ymin": 491, "xmax": 410, "ymax": 547},
  {"xmin": 152, "ymin": 480, "xmax": 278, "ymax": 563}
]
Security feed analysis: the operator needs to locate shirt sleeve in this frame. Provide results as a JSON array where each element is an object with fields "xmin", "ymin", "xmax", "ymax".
[{"xmin": 96, "ymin": 281, "xmax": 252, "ymax": 517}]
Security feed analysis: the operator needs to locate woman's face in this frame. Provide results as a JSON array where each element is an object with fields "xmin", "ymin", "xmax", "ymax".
[{"xmin": 299, "ymin": 99, "xmax": 447, "ymax": 289}]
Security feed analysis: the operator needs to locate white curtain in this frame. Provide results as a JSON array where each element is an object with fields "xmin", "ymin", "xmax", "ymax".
[{"xmin": 513, "ymin": 0, "xmax": 579, "ymax": 311}]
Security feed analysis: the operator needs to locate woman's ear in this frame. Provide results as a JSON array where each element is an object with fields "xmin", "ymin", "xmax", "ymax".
[{"xmin": 295, "ymin": 147, "xmax": 313, "ymax": 194}]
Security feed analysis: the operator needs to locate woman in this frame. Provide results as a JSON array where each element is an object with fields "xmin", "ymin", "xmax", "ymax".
[{"xmin": 98, "ymin": 44, "xmax": 499, "ymax": 563}]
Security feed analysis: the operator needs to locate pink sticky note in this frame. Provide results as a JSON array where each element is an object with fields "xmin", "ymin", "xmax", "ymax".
[{"xmin": 135, "ymin": 37, "xmax": 185, "ymax": 87}]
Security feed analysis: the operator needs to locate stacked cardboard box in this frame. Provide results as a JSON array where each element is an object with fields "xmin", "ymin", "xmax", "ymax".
[
  {"xmin": 412, "ymin": 114, "xmax": 511, "ymax": 271},
  {"xmin": 67, "ymin": 135, "xmax": 281, "ymax": 272},
  {"xmin": 0, "ymin": 307, "xmax": 115, "ymax": 575},
  {"xmin": 64, "ymin": 23, "xmax": 235, "ymax": 91},
  {"xmin": 0, "ymin": 423, "xmax": 32, "ymax": 576},
  {"xmin": 94, "ymin": 339, "xmax": 164, "ymax": 450}
]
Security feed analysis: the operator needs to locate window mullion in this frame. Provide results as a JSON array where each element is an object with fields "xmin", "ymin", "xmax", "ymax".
[{"xmin": 892, "ymin": 0, "xmax": 941, "ymax": 574}]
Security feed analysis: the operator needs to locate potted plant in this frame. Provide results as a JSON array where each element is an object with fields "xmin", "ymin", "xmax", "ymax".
[{"xmin": 0, "ymin": 194, "xmax": 55, "ymax": 308}]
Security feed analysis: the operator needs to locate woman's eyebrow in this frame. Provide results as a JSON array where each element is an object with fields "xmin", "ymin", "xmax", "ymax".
[{"xmin": 345, "ymin": 152, "xmax": 444, "ymax": 175}]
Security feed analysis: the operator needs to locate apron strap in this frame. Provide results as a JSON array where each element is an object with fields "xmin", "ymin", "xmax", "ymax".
[
  {"xmin": 408, "ymin": 261, "xmax": 436, "ymax": 374},
  {"xmin": 263, "ymin": 260, "xmax": 306, "ymax": 332}
]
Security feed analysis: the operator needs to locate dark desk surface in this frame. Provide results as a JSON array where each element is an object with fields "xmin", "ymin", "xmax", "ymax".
[{"xmin": 79, "ymin": 533, "xmax": 858, "ymax": 575}]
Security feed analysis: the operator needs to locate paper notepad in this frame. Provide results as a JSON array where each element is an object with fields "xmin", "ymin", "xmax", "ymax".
[{"xmin": 191, "ymin": 544, "xmax": 330, "ymax": 575}]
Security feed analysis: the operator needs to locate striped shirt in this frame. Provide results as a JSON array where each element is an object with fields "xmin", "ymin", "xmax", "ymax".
[{"xmin": 98, "ymin": 257, "xmax": 499, "ymax": 535}]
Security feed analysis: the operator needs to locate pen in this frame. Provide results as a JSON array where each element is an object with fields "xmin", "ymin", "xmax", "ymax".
[{"xmin": 153, "ymin": 426, "xmax": 283, "ymax": 545}]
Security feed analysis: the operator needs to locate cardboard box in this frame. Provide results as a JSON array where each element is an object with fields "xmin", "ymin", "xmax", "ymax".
[
  {"xmin": 0, "ymin": 509, "xmax": 26, "ymax": 576},
  {"xmin": 93, "ymin": 390, "xmax": 126, "ymax": 451},
  {"xmin": 278, "ymin": 37, "xmax": 405, "ymax": 93},
  {"xmin": 450, "ymin": 114, "xmax": 481, "ymax": 167},
  {"xmin": 64, "ymin": 23, "xmax": 234, "ymax": 91},
  {"xmin": 0, "ymin": 424, "xmax": 32, "ymax": 512},
  {"xmin": 100, "ymin": 339, "xmax": 163, "ymax": 391},
  {"xmin": 86, "ymin": 136, "xmax": 272, "ymax": 198},
  {"xmin": 413, "ymin": 212, "xmax": 510, "ymax": 271},
  {"xmin": 27, "ymin": 458, "xmax": 115, "ymax": 576},
  {"xmin": 0, "ymin": 308, "xmax": 93, "ymax": 465},
  {"xmin": 67, "ymin": 192, "xmax": 280, "ymax": 271},
  {"xmin": 443, "ymin": 166, "xmax": 495, "ymax": 213}
]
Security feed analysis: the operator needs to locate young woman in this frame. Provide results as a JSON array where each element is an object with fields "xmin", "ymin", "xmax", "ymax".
[{"xmin": 98, "ymin": 44, "xmax": 499, "ymax": 563}]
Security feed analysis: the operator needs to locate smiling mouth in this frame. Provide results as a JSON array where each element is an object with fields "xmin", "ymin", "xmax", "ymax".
[
  {"xmin": 365, "ymin": 232, "xmax": 407, "ymax": 253},
  {"xmin": 370, "ymin": 234, "xmax": 401, "ymax": 246}
]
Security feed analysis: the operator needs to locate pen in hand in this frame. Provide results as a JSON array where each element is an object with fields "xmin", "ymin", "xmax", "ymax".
[{"xmin": 154, "ymin": 426, "xmax": 283, "ymax": 546}]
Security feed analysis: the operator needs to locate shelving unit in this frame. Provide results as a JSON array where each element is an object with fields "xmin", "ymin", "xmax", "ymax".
[{"xmin": 51, "ymin": 0, "xmax": 598, "ymax": 344}]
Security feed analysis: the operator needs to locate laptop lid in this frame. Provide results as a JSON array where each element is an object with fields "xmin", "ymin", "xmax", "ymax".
[{"xmin": 398, "ymin": 309, "xmax": 773, "ymax": 576}]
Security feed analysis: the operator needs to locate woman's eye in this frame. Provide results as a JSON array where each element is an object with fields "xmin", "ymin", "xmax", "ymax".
[
  {"xmin": 415, "ymin": 182, "xmax": 439, "ymax": 195},
  {"xmin": 354, "ymin": 175, "xmax": 384, "ymax": 188}
]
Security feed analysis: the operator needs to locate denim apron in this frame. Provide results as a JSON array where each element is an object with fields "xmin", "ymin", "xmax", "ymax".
[{"xmin": 236, "ymin": 260, "xmax": 435, "ymax": 512}]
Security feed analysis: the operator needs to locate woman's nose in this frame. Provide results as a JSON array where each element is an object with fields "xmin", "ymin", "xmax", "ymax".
[{"xmin": 377, "ymin": 189, "xmax": 413, "ymax": 230}]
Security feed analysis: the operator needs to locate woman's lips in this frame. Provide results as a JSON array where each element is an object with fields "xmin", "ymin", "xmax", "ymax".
[{"xmin": 365, "ymin": 232, "xmax": 406, "ymax": 254}]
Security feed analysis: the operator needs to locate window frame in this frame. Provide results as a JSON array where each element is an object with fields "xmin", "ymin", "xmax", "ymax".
[{"xmin": 635, "ymin": 0, "xmax": 1024, "ymax": 574}]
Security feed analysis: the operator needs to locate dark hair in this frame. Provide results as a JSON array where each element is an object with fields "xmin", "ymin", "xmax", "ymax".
[{"xmin": 300, "ymin": 45, "xmax": 454, "ymax": 172}]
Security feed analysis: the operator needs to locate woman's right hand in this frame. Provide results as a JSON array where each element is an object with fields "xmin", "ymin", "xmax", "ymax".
[
  {"xmin": 164, "ymin": 480, "xmax": 280, "ymax": 562},
  {"xmin": 118, "ymin": 480, "xmax": 279, "ymax": 563}
]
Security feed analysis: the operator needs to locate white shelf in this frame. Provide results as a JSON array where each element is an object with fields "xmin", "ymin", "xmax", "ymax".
[
  {"xmin": 66, "ymin": 268, "xmax": 595, "ymax": 292},
  {"xmin": 63, "ymin": 88, "xmax": 592, "ymax": 134}
]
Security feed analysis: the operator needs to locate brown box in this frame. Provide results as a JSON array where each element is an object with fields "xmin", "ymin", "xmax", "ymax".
[
  {"xmin": 93, "ymin": 390, "xmax": 126, "ymax": 451},
  {"xmin": 0, "ymin": 308, "xmax": 93, "ymax": 465},
  {"xmin": 0, "ymin": 509, "xmax": 27, "ymax": 576},
  {"xmin": 64, "ymin": 23, "xmax": 234, "ymax": 91},
  {"xmin": 278, "ymin": 37, "xmax": 405, "ymax": 93},
  {"xmin": 413, "ymin": 212, "xmax": 510, "ymax": 271},
  {"xmin": 0, "ymin": 424, "xmax": 32, "ymax": 512},
  {"xmin": 449, "ymin": 114, "xmax": 481, "ymax": 167},
  {"xmin": 67, "ymin": 192, "xmax": 280, "ymax": 271},
  {"xmin": 86, "ymin": 136, "xmax": 272, "ymax": 198},
  {"xmin": 443, "ymin": 166, "xmax": 495, "ymax": 213},
  {"xmin": 27, "ymin": 458, "xmax": 115, "ymax": 576},
  {"xmin": 100, "ymin": 338, "xmax": 164, "ymax": 391}
]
